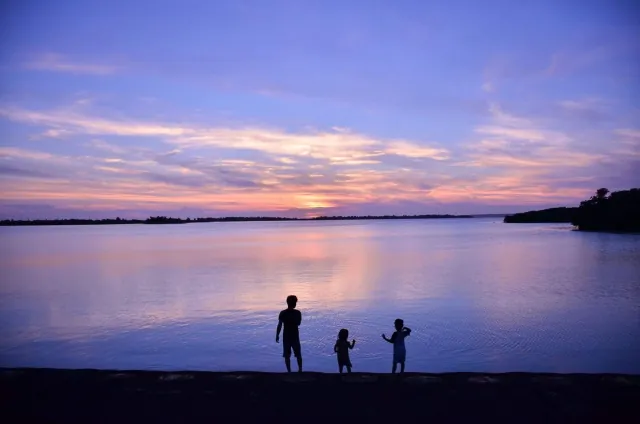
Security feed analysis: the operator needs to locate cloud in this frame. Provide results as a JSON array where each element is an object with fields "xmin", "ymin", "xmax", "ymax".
[
  {"xmin": 385, "ymin": 141, "xmax": 449, "ymax": 159},
  {"xmin": 0, "ymin": 147, "xmax": 55, "ymax": 160},
  {"xmin": 1, "ymin": 101, "xmax": 637, "ymax": 218},
  {"xmin": 36, "ymin": 129, "xmax": 73, "ymax": 139},
  {"xmin": 0, "ymin": 108, "xmax": 187, "ymax": 136},
  {"xmin": 0, "ymin": 106, "xmax": 450, "ymax": 163},
  {"xmin": 0, "ymin": 164, "xmax": 53, "ymax": 179},
  {"xmin": 475, "ymin": 126, "xmax": 546, "ymax": 142},
  {"xmin": 443, "ymin": 102, "xmax": 630, "ymax": 205},
  {"xmin": 612, "ymin": 129, "xmax": 640, "ymax": 158},
  {"xmin": 467, "ymin": 104, "xmax": 603, "ymax": 168},
  {"xmin": 0, "ymin": 142, "xmax": 444, "ymax": 214},
  {"xmin": 558, "ymin": 98, "xmax": 610, "ymax": 122},
  {"xmin": 86, "ymin": 139, "xmax": 130, "ymax": 155},
  {"xmin": 23, "ymin": 53, "xmax": 119, "ymax": 75},
  {"xmin": 560, "ymin": 99, "xmax": 600, "ymax": 111},
  {"xmin": 616, "ymin": 129, "xmax": 640, "ymax": 139},
  {"xmin": 474, "ymin": 103, "xmax": 571, "ymax": 145}
]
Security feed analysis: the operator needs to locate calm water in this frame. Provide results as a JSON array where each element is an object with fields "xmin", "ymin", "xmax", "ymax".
[{"xmin": 1, "ymin": 218, "xmax": 639, "ymax": 373}]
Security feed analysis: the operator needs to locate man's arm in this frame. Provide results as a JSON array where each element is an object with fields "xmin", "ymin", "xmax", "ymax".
[
  {"xmin": 276, "ymin": 312, "xmax": 283, "ymax": 342},
  {"xmin": 349, "ymin": 340, "xmax": 356, "ymax": 349},
  {"xmin": 403, "ymin": 327, "xmax": 412, "ymax": 336},
  {"xmin": 381, "ymin": 334, "xmax": 393, "ymax": 343},
  {"xmin": 296, "ymin": 311, "xmax": 302, "ymax": 326}
]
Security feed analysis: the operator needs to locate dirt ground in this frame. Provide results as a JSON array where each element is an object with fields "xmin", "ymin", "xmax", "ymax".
[{"xmin": 2, "ymin": 368, "xmax": 639, "ymax": 423}]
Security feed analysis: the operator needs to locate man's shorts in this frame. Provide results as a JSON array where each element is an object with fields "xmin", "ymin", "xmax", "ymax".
[{"xmin": 282, "ymin": 338, "xmax": 302, "ymax": 358}]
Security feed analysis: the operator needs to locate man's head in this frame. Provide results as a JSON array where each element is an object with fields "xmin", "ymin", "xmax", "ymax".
[{"xmin": 286, "ymin": 295, "xmax": 298, "ymax": 309}]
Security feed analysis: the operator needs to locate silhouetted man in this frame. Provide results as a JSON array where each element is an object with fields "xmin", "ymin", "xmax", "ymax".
[{"xmin": 276, "ymin": 295, "xmax": 302, "ymax": 372}]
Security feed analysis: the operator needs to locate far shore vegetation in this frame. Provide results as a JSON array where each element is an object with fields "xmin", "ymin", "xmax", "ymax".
[
  {"xmin": 0, "ymin": 214, "xmax": 473, "ymax": 227},
  {"xmin": 503, "ymin": 207, "xmax": 577, "ymax": 224},
  {"xmin": 504, "ymin": 188, "xmax": 639, "ymax": 232}
]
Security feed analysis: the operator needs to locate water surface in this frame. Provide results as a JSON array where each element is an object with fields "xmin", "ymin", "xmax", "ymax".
[{"xmin": 1, "ymin": 218, "xmax": 639, "ymax": 373}]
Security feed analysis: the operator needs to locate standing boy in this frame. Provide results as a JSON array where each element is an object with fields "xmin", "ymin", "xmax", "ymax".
[{"xmin": 276, "ymin": 295, "xmax": 302, "ymax": 372}]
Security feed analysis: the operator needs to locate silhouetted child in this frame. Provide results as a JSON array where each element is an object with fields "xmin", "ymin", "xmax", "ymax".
[
  {"xmin": 334, "ymin": 328, "xmax": 356, "ymax": 373},
  {"xmin": 382, "ymin": 318, "xmax": 412, "ymax": 373},
  {"xmin": 276, "ymin": 295, "xmax": 302, "ymax": 372}
]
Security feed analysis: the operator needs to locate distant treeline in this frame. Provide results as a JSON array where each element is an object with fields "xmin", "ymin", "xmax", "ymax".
[
  {"xmin": 504, "ymin": 207, "xmax": 577, "ymax": 224},
  {"xmin": 504, "ymin": 188, "xmax": 640, "ymax": 232},
  {"xmin": 0, "ymin": 214, "xmax": 473, "ymax": 227}
]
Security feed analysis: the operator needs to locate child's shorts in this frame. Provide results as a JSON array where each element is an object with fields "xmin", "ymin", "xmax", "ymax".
[{"xmin": 393, "ymin": 347, "xmax": 406, "ymax": 364}]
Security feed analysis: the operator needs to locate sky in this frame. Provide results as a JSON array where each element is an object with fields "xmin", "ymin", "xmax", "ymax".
[{"xmin": 0, "ymin": 0, "xmax": 639, "ymax": 219}]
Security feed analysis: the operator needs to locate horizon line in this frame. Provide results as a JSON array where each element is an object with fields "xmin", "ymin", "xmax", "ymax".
[{"xmin": 0, "ymin": 213, "xmax": 512, "ymax": 226}]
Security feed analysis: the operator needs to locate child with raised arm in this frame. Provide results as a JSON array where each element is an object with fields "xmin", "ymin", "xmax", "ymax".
[
  {"xmin": 382, "ymin": 318, "xmax": 411, "ymax": 373},
  {"xmin": 334, "ymin": 328, "xmax": 356, "ymax": 373}
]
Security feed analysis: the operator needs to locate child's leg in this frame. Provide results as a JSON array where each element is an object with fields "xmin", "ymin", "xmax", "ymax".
[
  {"xmin": 339, "ymin": 364, "xmax": 344, "ymax": 374},
  {"xmin": 284, "ymin": 357, "xmax": 292, "ymax": 373},
  {"xmin": 392, "ymin": 361, "xmax": 397, "ymax": 374},
  {"xmin": 346, "ymin": 365, "xmax": 352, "ymax": 374},
  {"xmin": 400, "ymin": 361, "xmax": 405, "ymax": 373}
]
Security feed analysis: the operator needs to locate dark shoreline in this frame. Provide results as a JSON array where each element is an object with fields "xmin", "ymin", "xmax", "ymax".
[
  {"xmin": 2, "ymin": 368, "xmax": 638, "ymax": 423},
  {"xmin": 504, "ymin": 207, "xmax": 576, "ymax": 224},
  {"xmin": 0, "ymin": 214, "xmax": 474, "ymax": 227},
  {"xmin": 503, "ymin": 188, "xmax": 640, "ymax": 232}
]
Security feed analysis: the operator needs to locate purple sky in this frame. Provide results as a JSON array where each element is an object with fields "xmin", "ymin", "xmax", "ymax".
[{"xmin": 1, "ymin": 0, "xmax": 639, "ymax": 218}]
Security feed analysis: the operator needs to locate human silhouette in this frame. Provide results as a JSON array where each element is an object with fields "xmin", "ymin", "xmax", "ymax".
[
  {"xmin": 275, "ymin": 295, "xmax": 302, "ymax": 372},
  {"xmin": 382, "ymin": 318, "xmax": 411, "ymax": 373},
  {"xmin": 334, "ymin": 329, "xmax": 356, "ymax": 373}
]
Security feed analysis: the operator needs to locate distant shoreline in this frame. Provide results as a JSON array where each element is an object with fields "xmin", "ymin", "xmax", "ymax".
[
  {"xmin": 0, "ymin": 214, "xmax": 480, "ymax": 227},
  {"xmin": 503, "ymin": 188, "xmax": 639, "ymax": 232},
  {"xmin": 504, "ymin": 207, "xmax": 576, "ymax": 224}
]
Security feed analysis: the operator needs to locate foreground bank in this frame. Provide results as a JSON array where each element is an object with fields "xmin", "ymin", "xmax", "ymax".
[{"xmin": 2, "ymin": 369, "xmax": 639, "ymax": 423}]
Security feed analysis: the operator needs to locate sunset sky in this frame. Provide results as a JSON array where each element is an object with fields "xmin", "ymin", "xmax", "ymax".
[{"xmin": 1, "ymin": 0, "xmax": 639, "ymax": 219}]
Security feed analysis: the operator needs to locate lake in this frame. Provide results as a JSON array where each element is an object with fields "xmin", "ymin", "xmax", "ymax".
[{"xmin": 1, "ymin": 218, "xmax": 639, "ymax": 373}]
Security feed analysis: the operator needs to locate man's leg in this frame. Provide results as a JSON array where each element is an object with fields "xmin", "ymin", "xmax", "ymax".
[
  {"xmin": 283, "ymin": 341, "xmax": 292, "ymax": 372},
  {"xmin": 293, "ymin": 340, "xmax": 302, "ymax": 372},
  {"xmin": 392, "ymin": 361, "xmax": 397, "ymax": 374},
  {"xmin": 339, "ymin": 364, "xmax": 344, "ymax": 374},
  {"xmin": 346, "ymin": 365, "xmax": 352, "ymax": 374},
  {"xmin": 400, "ymin": 361, "xmax": 405, "ymax": 373}
]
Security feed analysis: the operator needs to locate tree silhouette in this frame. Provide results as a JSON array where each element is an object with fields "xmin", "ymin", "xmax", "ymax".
[{"xmin": 573, "ymin": 188, "xmax": 640, "ymax": 232}]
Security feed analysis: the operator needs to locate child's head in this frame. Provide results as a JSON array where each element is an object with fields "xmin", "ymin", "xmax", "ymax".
[
  {"xmin": 286, "ymin": 295, "xmax": 298, "ymax": 308},
  {"xmin": 338, "ymin": 328, "xmax": 349, "ymax": 341},
  {"xmin": 394, "ymin": 318, "xmax": 404, "ymax": 331}
]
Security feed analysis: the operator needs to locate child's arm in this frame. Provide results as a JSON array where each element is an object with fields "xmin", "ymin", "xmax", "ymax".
[
  {"xmin": 349, "ymin": 340, "xmax": 356, "ymax": 349},
  {"xmin": 403, "ymin": 327, "xmax": 412, "ymax": 336},
  {"xmin": 381, "ymin": 334, "xmax": 393, "ymax": 343},
  {"xmin": 334, "ymin": 343, "xmax": 339, "ymax": 353}
]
